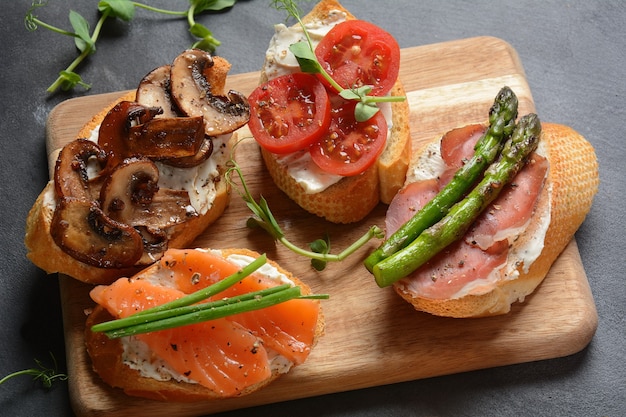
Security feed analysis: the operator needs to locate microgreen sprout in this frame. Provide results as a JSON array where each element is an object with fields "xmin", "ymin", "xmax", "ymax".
[
  {"xmin": 226, "ymin": 153, "xmax": 384, "ymax": 271},
  {"xmin": 270, "ymin": 0, "xmax": 405, "ymax": 121},
  {"xmin": 25, "ymin": 0, "xmax": 237, "ymax": 93},
  {"xmin": 0, "ymin": 353, "xmax": 67, "ymax": 389}
]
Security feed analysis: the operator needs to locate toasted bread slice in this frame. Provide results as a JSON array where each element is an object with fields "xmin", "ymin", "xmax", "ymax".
[
  {"xmin": 25, "ymin": 58, "xmax": 236, "ymax": 285},
  {"xmin": 84, "ymin": 248, "xmax": 325, "ymax": 401},
  {"xmin": 393, "ymin": 123, "xmax": 599, "ymax": 317},
  {"xmin": 258, "ymin": 0, "xmax": 411, "ymax": 223}
]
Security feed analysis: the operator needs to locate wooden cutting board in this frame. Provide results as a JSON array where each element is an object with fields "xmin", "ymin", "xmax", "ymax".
[{"xmin": 45, "ymin": 37, "xmax": 597, "ymax": 417}]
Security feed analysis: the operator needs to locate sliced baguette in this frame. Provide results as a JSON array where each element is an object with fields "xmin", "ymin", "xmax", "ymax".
[
  {"xmin": 393, "ymin": 123, "xmax": 599, "ymax": 317},
  {"xmin": 84, "ymin": 248, "xmax": 325, "ymax": 402},
  {"xmin": 25, "ymin": 60, "xmax": 236, "ymax": 285},
  {"xmin": 258, "ymin": 0, "xmax": 411, "ymax": 223}
]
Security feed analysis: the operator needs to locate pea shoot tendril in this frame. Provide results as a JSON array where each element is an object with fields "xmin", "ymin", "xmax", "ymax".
[
  {"xmin": 225, "ymin": 147, "xmax": 384, "ymax": 271},
  {"xmin": 24, "ymin": 0, "xmax": 237, "ymax": 93},
  {"xmin": 270, "ymin": 0, "xmax": 406, "ymax": 122},
  {"xmin": 0, "ymin": 352, "xmax": 67, "ymax": 389}
]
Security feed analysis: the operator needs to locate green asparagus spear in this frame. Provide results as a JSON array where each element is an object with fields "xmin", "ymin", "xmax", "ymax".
[
  {"xmin": 364, "ymin": 86, "xmax": 519, "ymax": 272},
  {"xmin": 372, "ymin": 113, "xmax": 542, "ymax": 287}
]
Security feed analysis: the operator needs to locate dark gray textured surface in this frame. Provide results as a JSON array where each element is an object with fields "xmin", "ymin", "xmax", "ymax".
[{"xmin": 1, "ymin": 1, "xmax": 623, "ymax": 416}]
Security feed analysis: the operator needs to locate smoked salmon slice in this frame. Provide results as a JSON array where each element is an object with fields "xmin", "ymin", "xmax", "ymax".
[
  {"xmin": 89, "ymin": 248, "xmax": 321, "ymax": 397},
  {"xmin": 154, "ymin": 249, "xmax": 320, "ymax": 365}
]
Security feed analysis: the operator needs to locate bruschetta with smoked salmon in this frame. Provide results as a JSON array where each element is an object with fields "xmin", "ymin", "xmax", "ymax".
[{"xmin": 85, "ymin": 248, "xmax": 325, "ymax": 401}]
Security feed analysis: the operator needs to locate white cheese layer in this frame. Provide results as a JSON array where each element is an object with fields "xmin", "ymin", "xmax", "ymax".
[
  {"xmin": 44, "ymin": 125, "xmax": 228, "ymax": 216},
  {"xmin": 155, "ymin": 135, "xmax": 230, "ymax": 216},
  {"xmin": 262, "ymin": 11, "xmax": 394, "ymax": 194},
  {"xmin": 263, "ymin": 11, "xmax": 348, "ymax": 79}
]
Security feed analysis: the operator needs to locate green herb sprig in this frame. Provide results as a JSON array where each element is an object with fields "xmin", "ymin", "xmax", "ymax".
[
  {"xmin": 0, "ymin": 353, "xmax": 67, "ymax": 389},
  {"xmin": 226, "ymin": 156, "xmax": 384, "ymax": 271},
  {"xmin": 270, "ymin": 0, "xmax": 405, "ymax": 121},
  {"xmin": 25, "ymin": 0, "xmax": 236, "ymax": 93},
  {"xmin": 91, "ymin": 253, "xmax": 329, "ymax": 339}
]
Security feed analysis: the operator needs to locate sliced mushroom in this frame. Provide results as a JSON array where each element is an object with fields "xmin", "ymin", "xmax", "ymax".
[
  {"xmin": 126, "ymin": 115, "xmax": 205, "ymax": 159},
  {"xmin": 136, "ymin": 65, "xmax": 181, "ymax": 118},
  {"xmin": 50, "ymin": 197, "xmax": 144, "ymax": 268},
  {"xmin": 100, "ymin": 157, "xmax": 197, "ymax": 231},
  {"xmin": 99, "ymin": 157, "xmax": 160, "ymax": 222},
  {"xmin": 160, "ymin": 136, "xmax": 214, "ymax": 168},
  {"xmin": 135, "ymin": 226, "xmax": 168, "ymax": 266},
  {"xmin": 98, "ymin": 101, "xmax": 162, "ymax": 170},
  {"xmin": 54, "ymin": 138, "xmax": 107, "ymax": 201},
  {"xmin": 170, "ymin": 49, "xmax": 250, "ymax": 136}
]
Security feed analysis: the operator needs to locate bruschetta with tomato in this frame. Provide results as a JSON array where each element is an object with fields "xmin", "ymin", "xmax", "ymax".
[{"xmin": 247, "ymin": 0, "xmax": 411, "ymax": 224}]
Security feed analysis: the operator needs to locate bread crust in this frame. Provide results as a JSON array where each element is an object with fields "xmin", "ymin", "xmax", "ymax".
[
  {"xmin": 393, "ymin": 123, "xmax": 599, "ymax": 317},
  {"xmin": 258, "ymin": 0, "xmax": 411, "ymax": 223},
  {"xmin": 84, "ymin": 248, "xmax": 324, "ymax": 402},
  {"xmin": 25, "ymin": 89, "xmax": 234, "ymax": 285}
]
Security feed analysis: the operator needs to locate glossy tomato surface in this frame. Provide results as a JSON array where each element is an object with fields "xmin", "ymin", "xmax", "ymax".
[
  {"xmin": 315, "ymin": 20, "xmax": 400, "ymax": 97},
  {"xmin": 248, "ymin": 73, "xmax": 331, "ymax": 154},
  {"xmin": 309, "ymin": 97, "xmax": 388, "ymax": 176}
]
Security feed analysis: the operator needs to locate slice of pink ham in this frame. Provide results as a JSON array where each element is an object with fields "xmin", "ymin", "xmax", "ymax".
[
  {"xmin": 440, "ymin": 124, "xmax": 486, "ymax": 169},
  {"xmin": 397, "ymin": 239, "xmax": 509, "ymax": 299},
  {"xmin": 385, "ymin": 179, "xmax": 440, "ymax": 238},
  {"xmin": 465, "ymin": 153, "xmax": 549, "ymax": 250},
  {"xmin": 438, "ymin": 124, "xmax": 486, "ymax": 186},
  {"xmin": 386, "ymin": 125, "xmax": 547, "ymax": 300}
]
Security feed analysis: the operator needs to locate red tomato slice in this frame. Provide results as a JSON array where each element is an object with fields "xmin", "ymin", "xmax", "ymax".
[
  {"xmin": 315, "ymin": 20, "xmax": 400, "ymax": 97},
  {"xmin": 248, "ymin": 73, "xmax": 331, "ymax": 154},
  {"xmin": 309, "ymin": 97, "xmax": 388, "ymax": 177}
]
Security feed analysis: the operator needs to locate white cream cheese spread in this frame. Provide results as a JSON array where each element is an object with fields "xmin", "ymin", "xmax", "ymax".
[
  {"xmin": 155, "ymin": 135, "xmax": 230, "ymax": 215},
  {"xmin": 262, "ymin": 11, "xmax": 394, "ymax": 194},
  {"xmin": 263, "ymin": 11, "xmax": 347, "ymax": 80},
  {"xmin": 45, "ymin": 125, "xmax": 229, "ymax": 217}
]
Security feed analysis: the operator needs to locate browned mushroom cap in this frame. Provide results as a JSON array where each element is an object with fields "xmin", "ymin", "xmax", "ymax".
[
  {"xmin": 135, "ymin": 226, "xmax": 169, "ymax": 265},
  {"xmin": 100, "ymin": 157, "xmax": 198, "ymax": 233},
  {"xmin": 99, "ymin": 157, "xmax": 160, "ymax": 221},
  {"xmin": 98, "ymin": 101, "xmax": 162, "ymax": 170},
  {"xmin": 126, "ymin": 115, "xmax": 205, "ymax": 159},
  {"xmin": 170, "ymin": 49, "xmax": 250, "ymax": 136},
  {"xmin": 160, "ymin": 136, "xmax": 214, "ymax": 168},
  {"xmin": 50, "ymin": 197, "xmax": 144, "ymax": 268},
  {"xmin": 54, "ymin": 138, "xmax": 107, "ymax": 201},
  {"xmin": 136, "ymin": 65, "xmax": 181, "ymax": 118}
]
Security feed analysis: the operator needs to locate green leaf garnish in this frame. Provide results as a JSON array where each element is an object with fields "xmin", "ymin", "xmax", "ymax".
[
  {"xmin": 191, "ymin": 0, "xmax": 237, "ymax": 13},
  {"xmin": 25, "ymin": 0, "xmax": 238, "ymax": 93},
  {"xmin": 56, "ymin": 70, "xmax": 91, "ymax": 92},
  {"xmin": 69, "ymin": 10, "xmax": 95, "ymax": 54},
  {"xmin": 271, "ymin": 0, "xmax": 406, "ymax": 121},
  {"xmin": 309, "ymin": 235, "xmax": 330, "ymax": 271},
  {"xmin": 98, "ymin": 0, "xmax": 136, "ymax": 21},
  {"xmin": 355, "ymin": 101, "xmax": 381, "ymax": 122},
  {"xmin": 289, "ymin": 41, "xmax": 323, "ymax": 74},
  {"xmin": 226, "ymin": 153, "xmax": 384, "ymax": 270},
  {"xmin": 189, "ymin": 23, "xmax": 221, "ymax": 52}
]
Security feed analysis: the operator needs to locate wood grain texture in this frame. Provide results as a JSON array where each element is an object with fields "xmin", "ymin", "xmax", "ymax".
[{"xmin": 45, "ymin": 37, "xmax": 597, "ymax": 417}]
